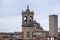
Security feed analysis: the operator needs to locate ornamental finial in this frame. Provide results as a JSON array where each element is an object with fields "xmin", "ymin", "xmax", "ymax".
[
  {"xmin": 26, "ymin": 5, "xmax": 30, "ymax": 11},
  {"xmin": 27, "ymin": 5, "xmax": 29, "ymax": 9}
]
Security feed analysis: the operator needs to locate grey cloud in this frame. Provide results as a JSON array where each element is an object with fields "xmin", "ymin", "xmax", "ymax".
[{"xmin": 0, "ymin": 0, "xmax": 60, "ymax": 32}]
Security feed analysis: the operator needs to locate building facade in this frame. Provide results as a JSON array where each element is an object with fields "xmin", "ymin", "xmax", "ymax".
[{"xmin": 0, "ymin": 6, "xmax": 59, "ymax": 40}]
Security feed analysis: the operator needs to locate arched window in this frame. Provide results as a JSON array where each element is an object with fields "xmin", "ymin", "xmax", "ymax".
[
  {"xmin": 29, "ymin": 16, "xmax": 33, "ymax": 22},
  {"xmin": 24, "ymin": 16, "xmax": 27, "ymax": 24}
]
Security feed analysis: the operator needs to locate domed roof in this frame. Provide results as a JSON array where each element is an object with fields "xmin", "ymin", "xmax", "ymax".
[
  {"xmin": 33, "ymin": 20, "xmax": 38, "ymax": 24},
  {"xmin": 33, "ymin": 20, "xmax": 43, "ymax": 30}
]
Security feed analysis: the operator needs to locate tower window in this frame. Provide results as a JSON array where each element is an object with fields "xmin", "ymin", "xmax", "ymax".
[
  {"xmin": 24, "ymin": 16, "xmax": 27, "ymax": 23},
  {"xmin": 29, "ymin": 16, "xmax": 33, "ymax": 22}
]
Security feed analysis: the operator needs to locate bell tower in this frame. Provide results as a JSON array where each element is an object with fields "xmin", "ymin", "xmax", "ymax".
[
  {"xmin": 22, "ymin": 6, "xmax": 34, "ymax": 26},
  {"xmin": 22, "ymin": 5, "xmax": 34, "ymax": 40}
]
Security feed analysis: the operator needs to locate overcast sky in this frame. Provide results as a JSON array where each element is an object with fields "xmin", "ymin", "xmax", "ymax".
[{"xmin": 0, "ymin": 0, "xmax": 60, "ymax": 32}]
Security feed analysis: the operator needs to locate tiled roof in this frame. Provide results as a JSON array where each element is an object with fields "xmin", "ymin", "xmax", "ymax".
[
  {"xmin": 0, "ymin": 32, "xmax": 22, "ymax": 35},
  {"xmin": 34, "ymin": 30, "xmax": 49, "ymax": 32}
]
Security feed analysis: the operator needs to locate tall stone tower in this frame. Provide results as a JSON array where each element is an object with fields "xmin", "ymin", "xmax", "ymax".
[
  {"xmin": 22, "ymin": 6, "xmax": 34, "ymax": 40},
  {"xmin": 49, "ymin": 15, "xmax": 58, "ymax": 40}
]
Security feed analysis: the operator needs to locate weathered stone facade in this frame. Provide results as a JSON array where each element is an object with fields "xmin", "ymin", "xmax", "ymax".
[{"xmin": 0, "ymin": 6, "xmax": 59, "ymax": 40}]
